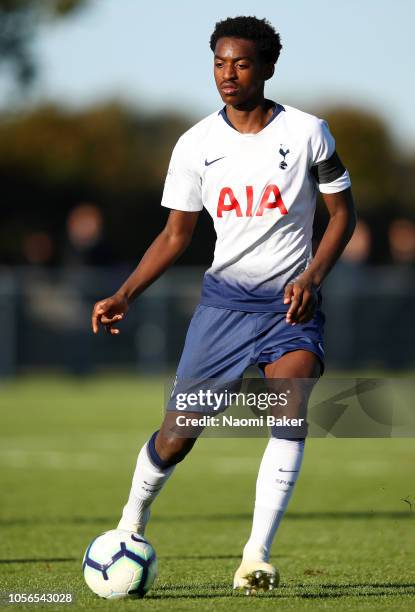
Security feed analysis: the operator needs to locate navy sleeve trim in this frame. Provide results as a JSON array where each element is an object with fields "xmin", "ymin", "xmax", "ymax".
[{"xmin": 311, "ymin": 151, "xmax": 346, "ymax": 184}]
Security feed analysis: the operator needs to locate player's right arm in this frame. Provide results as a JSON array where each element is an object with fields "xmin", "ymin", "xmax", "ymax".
[{"xmin": 91, "ymin": 209, "xmax": 199, "ymax": 335}]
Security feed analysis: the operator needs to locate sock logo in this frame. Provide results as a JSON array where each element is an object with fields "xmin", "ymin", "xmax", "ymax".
[
  {"xmin": 278, "ymin": 468, "xmax": 299, "ymax": 473},
  {"xmin": 141, "ymin": 481, "xmax": 162, "ymax": 493}
]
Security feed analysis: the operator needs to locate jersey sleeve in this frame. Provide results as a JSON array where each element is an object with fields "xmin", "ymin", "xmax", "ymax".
[
  {"xmin": 309, "ymin": 119, "xmax": 351, "ymax": 194},
  {"xmin": 161, "ymin": 136, "xmax": 203, "ymax": 212}
]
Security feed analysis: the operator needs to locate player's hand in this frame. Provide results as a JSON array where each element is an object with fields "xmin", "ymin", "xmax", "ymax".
[
  {"xmin": 283, "ymin": 273, "xmax": 318, "ymax": 325},
  {"xmin": 91, "ymin": 293, "xmax": 129, "ymax": 335}
]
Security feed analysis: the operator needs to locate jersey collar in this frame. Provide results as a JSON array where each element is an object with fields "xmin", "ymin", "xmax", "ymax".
[{"xmin": 218, "ymin": 101, "xmax": 285, "ymax": 133}]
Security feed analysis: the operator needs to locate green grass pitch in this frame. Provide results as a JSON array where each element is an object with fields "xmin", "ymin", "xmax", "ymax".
[{"xmin": 0, "ymin": 375, "xmax": 414, "ymax": 611}]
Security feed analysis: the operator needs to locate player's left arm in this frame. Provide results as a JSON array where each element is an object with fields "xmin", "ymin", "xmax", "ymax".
[{"xmin": 285, "ymin": 187, "xmax": 356, "ymax": 324}]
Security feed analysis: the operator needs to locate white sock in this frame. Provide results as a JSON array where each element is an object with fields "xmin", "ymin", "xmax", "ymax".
[
  {"xmin": 118, "ymin": 441, "xmax": 175, "ymax": 534},
  {"xmin": 243, "ymin": 438, "xmax": 305, "ymax": 562}
]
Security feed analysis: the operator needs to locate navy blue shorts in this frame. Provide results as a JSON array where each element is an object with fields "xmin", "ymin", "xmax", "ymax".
[
  {"xmin": 165, "ymin": 305, "xmax": 324, "ymax": 426},
  {"xmin": 173, "ymin": 304, "xmax": 325, "ymax": 382}
]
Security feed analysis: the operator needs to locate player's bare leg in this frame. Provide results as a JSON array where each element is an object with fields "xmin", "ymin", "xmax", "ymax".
[
  {"xmin": 234, "ymin": 349, "xmax": 321, "ymax": 595},
  {"xmin": 118, "ymin": 412, "xmax": 200, "ymax": 534}
]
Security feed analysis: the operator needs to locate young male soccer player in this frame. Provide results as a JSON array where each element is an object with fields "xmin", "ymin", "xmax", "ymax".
[{"xmin": 92, "ymin": 16, "xmax": 356, "ymax": 594}]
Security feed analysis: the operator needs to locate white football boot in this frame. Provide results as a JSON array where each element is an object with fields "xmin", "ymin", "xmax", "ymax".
[{"xmin": 233, "ymin": 559, "xmax": 279, "ymax": 595}]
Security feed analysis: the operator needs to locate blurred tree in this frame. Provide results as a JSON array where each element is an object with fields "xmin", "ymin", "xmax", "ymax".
[
  {"xmin": 311, "ymin": 107, "xmax": 415, "ymax": 262},
  {"xmin": 0, "ymin": 102, "xmax": 203, "ymax": 264},
  {"xmin": 399, "ymin": 153, "xmax": 415, "ymax": 216},
  {"xmin": 0, "ymin": 0, "xmax": 88, "ymax": 88},
  {"xmin": 0, "ymin": 103, "xmax": 189, "ymax": 191},
  {"xmin": 1, "ymin": 102, "xmax": 413, "ymax": 265},
  {"xmin": 321, "ymin": 107, "xmax": 398, "ymax": 213}
]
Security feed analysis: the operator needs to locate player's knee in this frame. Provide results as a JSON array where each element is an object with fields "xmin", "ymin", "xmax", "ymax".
[{"xmin": 150, "ymin": 430, "xmax": 195, "ymax": 468}]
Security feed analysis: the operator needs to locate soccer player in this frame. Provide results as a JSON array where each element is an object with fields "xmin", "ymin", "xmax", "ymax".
[{"xmin": 91, "ymin": 16, "xmax": 356, "ymax": 594}]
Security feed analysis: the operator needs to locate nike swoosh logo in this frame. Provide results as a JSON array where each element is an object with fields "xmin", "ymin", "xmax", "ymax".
[
  {"xmin": 205, "ymin": 156, "xmax": 225, "ymax": 166},
  {"xmin": 278, "ymin": 468, "xmax": 299, "ymax": 473}
]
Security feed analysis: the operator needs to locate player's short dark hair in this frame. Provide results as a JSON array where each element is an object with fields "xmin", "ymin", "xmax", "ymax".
[{"xmin": 210, "ymin": 16, "xmax": 282, "ymax": 65}]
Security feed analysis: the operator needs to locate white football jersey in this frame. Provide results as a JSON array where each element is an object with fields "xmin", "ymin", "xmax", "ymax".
[{"xmin": 161, "ymin": 103, "xmax": 351, "ymax": 311}]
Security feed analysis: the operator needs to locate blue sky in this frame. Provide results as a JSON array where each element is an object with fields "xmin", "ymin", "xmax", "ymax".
[{"xmin": 23, "ymin": 0, "xmax": 415, "ymax": 150}]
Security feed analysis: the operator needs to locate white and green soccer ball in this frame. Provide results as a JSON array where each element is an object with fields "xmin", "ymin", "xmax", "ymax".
[{"xmin": 82, "ymin": 529, "xmax": 157, "ymax": 599}]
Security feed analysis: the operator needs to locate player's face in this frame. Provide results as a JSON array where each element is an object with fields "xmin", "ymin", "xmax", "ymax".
[{"xmin": 213, "ymin": 37, "xmax": 273, "ymax": 107}]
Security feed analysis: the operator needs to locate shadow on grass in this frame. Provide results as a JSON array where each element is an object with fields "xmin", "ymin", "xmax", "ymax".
[
  {"xmin": 298, "ymin": 583, "xmax": 415, "ymax": 599},
  {"xmin": 1, "ymin": 561, "xmax": 413, "ymax": 601},
  {"xmin": 0, "ymin": 555, "xmax": 241, "ymax": 564},
  {"xmin": 1, "ymin": 511, "xmax": 413, "ymax": 527},
  {"xmin": 0, "ymin": 557, "xmax": 76, "ymax": 564},
  {"xmin": 147, "ymin": 582, "xmax": 415, "ymax": 600}
]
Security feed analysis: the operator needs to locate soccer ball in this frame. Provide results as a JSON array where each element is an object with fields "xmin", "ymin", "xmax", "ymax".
[{"xmin": 82, "ymin": 529, "xmax": 157, "ymax": 599}]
